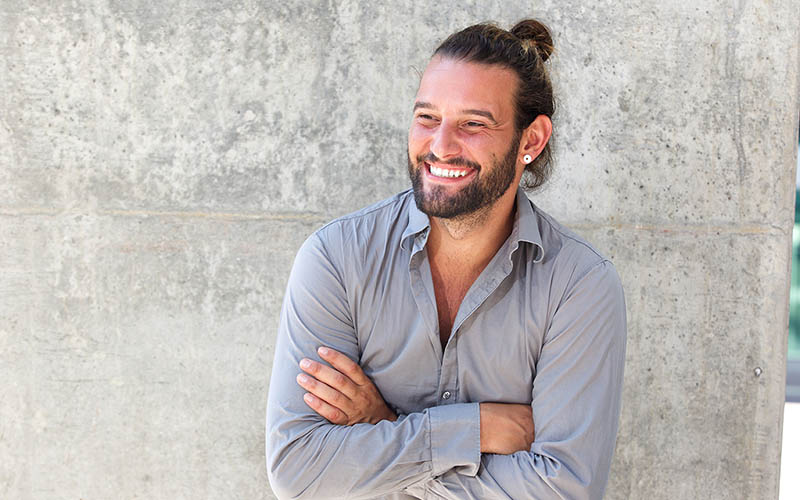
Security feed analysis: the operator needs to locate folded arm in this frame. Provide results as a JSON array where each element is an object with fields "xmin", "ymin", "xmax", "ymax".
[
  {"xmin": 301, "ymin": 259, "xmax": 627, "ymax": 500},
  {"xmin": 300, "ymin": 346, "xmax": 535, "ymax": 454}
]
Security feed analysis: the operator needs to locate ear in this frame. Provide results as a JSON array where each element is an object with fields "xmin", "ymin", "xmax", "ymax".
[{"xmin": 518, "ymin": 115, "xmax": 552, "ymax": 162}]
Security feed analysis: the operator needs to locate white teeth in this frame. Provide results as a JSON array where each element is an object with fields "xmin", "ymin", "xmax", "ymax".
[{"xmin": 430, "ymin": 165, "xmax": 469, "ymax": 178}]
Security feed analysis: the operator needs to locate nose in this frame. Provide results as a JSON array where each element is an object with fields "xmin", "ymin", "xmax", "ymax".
[{"xmin": 429, "ymin": 121, "xmax": 461, "ymax": 160}]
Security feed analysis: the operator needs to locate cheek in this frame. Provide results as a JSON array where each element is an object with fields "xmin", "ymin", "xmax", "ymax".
[
  {"xmin": 407, "ymin": 127, "xmax": 432, "ymax": 156},
  {"xmin": 408, "ymin": 125, "xmax": 430, "ymax": 144},
  {"xmin": 459, "ymin": 133, "xmax": 502, "ymax": 161}
]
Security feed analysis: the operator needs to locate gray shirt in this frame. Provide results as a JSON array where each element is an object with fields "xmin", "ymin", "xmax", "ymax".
[{"xmin": 266, "ymin": 186, "xmax": 627, "ymax": 500}]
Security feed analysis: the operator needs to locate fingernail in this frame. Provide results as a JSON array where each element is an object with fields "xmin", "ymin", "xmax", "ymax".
[
  {"xmin": 304, "ymin": 393, "xmax": 316, "ymax": 403},
  {"xmin": 300, "ymin": 359, "xmax": 311, "ymax": 369},
  {"xmin": 318, "ymin": 347, "xmax": 329, "ymax": 356},
  {"xmin": 297, "ymin": 374, "xmax": 309, "ymax": 384}
]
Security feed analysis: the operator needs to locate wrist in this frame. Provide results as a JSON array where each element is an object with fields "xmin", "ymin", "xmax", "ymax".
[
  {"xmin": 479, "ymin": 403, "xmax": 490, "ymax": 453},
  {"xmin": 367, "ymin": 406, "xmax": 397, "ymax": 424}
]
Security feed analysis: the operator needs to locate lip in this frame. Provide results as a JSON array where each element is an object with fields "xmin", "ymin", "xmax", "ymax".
[{"xmin": 423, "ymin": 162, "xmax": 477, "ymax": 183}]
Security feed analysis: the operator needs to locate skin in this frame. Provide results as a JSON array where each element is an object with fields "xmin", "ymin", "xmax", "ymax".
[{"xmin": 297, "ymin": 56, "xmax": 552, "ymax": 455}]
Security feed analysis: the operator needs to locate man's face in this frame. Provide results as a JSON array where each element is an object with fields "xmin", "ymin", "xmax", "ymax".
[{"xmin": 407, "ymin": 56, "xmax": 523, "ymax": 219}]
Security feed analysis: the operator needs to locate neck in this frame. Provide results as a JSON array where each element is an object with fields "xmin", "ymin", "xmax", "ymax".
[{"xmin": 427, "ymin": 189, "xmax": 517, "ymax": 268}]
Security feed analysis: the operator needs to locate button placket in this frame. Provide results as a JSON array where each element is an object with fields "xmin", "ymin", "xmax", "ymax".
[
  {"xmin": 438, "ymin": 331, "xmax": 458, "ymax": 405},
  {"xmin": 408, "ymin": 245, "xmax": 443, "ymax": 362}
]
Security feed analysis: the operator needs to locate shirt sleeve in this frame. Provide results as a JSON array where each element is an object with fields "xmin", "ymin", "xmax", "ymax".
[
  {"xmin": 265, "ymin": 231, "xmax": 482, "ymax": 500},
  {"xmin": 403, "ymin": 259, "xmax": 627, "ymax": 500}
]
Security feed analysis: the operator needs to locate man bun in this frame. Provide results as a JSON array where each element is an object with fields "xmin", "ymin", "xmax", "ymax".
[{"xmin": 511, "ymin": 19, "xmax": 554, "ymax": 62}]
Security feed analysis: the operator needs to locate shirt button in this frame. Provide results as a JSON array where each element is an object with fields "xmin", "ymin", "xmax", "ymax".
[{"xmin": 442, "ymin": 391, "xmax": 451, "ymax": 400}]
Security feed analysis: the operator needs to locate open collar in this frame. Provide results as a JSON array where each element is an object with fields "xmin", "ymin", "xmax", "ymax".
[{"xmin": 400, "ymin": 186, "xmax": 544, "ymax": 262}]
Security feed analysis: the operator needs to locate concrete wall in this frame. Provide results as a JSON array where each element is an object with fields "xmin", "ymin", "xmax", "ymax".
[{"xmin": 1, "ymin": 1, "xmax": 798, "ymax": 498}]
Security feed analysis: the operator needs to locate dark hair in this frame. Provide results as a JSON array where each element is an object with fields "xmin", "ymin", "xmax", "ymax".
[{"xmin": 433, "ymin": 20, "xmax": 555, "ymax": 189}]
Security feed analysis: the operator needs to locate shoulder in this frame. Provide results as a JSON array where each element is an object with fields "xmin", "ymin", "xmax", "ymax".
[
  {"xmin": 304, "ymin": 189, "xmax": 415, "ymax": 264},
  {"xmin": 290, "ymin": 190, "xmax": 414, "ymax": 293},
  {"xmin": 533, "ymin": 203, "xmax": 607, "ymax": 265},
  {"xmin": 529, "ymin": 201, "xmax": 623, "ymax": 301},
  {"xmin": 318, "ymin": 189, "xmax": 413, "ymax": 233}
]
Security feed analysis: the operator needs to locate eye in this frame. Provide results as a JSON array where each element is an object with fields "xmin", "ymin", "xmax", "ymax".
[
  {"xmin": 415, "ymin": 114, "xmax": 439, "ymax": 126},
  {"xmin": 464, "ymin": 121, "xmax": 485, "ymax": 129}
]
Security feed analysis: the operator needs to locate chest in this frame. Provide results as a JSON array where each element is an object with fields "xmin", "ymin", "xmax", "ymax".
[
  {"xmin": 352, "ymin": 244, "xmax": 546, "ymax": 412},
  {"xmin": 358, "ymin": 274, "xmax": 541, "ymax": 412},
  {"xmin": 429, "ymin": 260, "xmax": 483, "ymax": 347}
]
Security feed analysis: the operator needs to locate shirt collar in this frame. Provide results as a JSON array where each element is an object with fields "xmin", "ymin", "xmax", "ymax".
[
  {"xmin": 513, "ymin": 186, "xmax": 544, "ymax": 263},
  {"xmin": 401, "ymin": 186, "xmax": 544, "ymax": 262},
  {"xmin": 401, "ymin": 191, "xmax": 431, "ymax": 249}
]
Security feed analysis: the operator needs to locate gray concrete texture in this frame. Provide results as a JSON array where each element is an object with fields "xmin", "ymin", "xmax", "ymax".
[{"xmin": 1, "ymin": 0, "xmax": 798, "ymax": 498}]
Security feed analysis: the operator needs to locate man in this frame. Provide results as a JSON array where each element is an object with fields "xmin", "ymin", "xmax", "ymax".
[{"xmin": 266, "ymin": 19, "xmax": 626, "ymax": 500}]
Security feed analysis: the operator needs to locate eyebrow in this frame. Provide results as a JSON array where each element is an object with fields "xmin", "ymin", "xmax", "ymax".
[
  {"xmin": 413, "ymin": 101, "xmax": 498, "ymax": 125},
  {"xmin": 463, "ymin": 109, "xmax": 498, "ymax": 125}
]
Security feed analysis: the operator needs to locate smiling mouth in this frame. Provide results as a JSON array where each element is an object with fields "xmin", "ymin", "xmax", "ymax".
[{"xmin": 425, "ymin": 162, "xmax": 476, "ymax": 180}]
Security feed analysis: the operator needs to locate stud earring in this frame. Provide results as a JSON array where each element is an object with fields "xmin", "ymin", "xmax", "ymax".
[{"xmin": 523, "ymin": 154, "xmax": 532, "ymax": 164}]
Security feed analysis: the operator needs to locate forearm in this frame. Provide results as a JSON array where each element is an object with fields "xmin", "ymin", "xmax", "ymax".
[
  {"xmin": 405, "ymin": 443, "xmax": 613, "ymax": 500},
  {"xmin": 266, "ymin": 397, "xmax": 481, "ymax": 500},
  {"xmin": 404, "ymin": 397, "xmax": 618, "ymax": 500}
]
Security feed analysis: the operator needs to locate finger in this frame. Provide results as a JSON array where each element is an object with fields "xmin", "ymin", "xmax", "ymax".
[
  {"xmin": 300, "ymin": 357, "xmax": 359, "ymax": 399},
  {"xmin": 296, "ymin": 373, "xmax": 352, "ymax": 411},
  {"xmin": 317, "ymin": 347, "xmax": 370, "ymax": 386},
  {"xmin": 302, "ymin": 392, "xmax": 348, "ymax": 425}
]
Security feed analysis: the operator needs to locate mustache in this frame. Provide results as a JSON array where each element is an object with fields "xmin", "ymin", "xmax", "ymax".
[{"xmin": 417, "ymin": 152, "xmax": 481, "ymax": 171}]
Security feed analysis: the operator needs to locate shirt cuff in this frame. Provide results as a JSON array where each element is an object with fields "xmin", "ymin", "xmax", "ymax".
[{"xmin": 428, "ymin": 402, "xmax": 481, "ymax": 477}]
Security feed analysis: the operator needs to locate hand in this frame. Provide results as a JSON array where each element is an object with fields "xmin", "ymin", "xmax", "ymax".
[
  {"xmin": 479, "ymin": 403, "xmax": 535, "ymax": 454},
  {"xmin": 296, "ymin": 346, "xmax": 398, "ymax": 425}
]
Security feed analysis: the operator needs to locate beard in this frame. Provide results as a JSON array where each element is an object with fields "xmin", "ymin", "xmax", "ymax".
[{"xmin": 407, "ymin": 133, "xmax": 521, "ymax": 219}]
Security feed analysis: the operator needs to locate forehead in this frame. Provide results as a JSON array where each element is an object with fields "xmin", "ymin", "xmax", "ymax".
[{"xmin": 415, "ymin": 56, "xmax": 518, "ymax": 117}]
